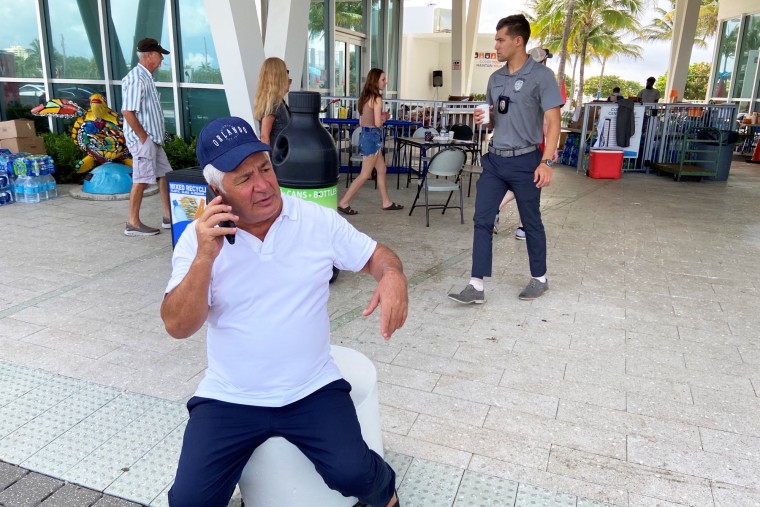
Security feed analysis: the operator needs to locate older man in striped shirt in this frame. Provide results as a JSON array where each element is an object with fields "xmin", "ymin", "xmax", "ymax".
[{"xmin": 122, "ymin": 37, "xmax": 173, "ymax": 236}]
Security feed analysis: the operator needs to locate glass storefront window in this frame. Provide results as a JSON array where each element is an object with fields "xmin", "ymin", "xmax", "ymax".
[
  {"xmin": 711, "ymin": 19, "xmax": 740, "ymax": 99},
  {"xmin": 107, "ymin": 0, "xmax": 171, "ymax": 82},
  {"xmin": 0, "ymin": 82, "xmax": 49, "ymax": 133},
  {"xmin": 336, "ymin": 0, "xmax": 364, "ymax": 32},
  {"xmin": 308, "ymin": 0, "xmax": 329, "ymax": 93},
  {"xmin": 113, "ymin": 84, "xmax": 176, "ymax": 136},
  {"xmin": 181, "ymin": 88, "xmax": 229, "ymax": 139},
  {"xmin": 0, "ymin": 0, "xmax": 42, "ymax": 78},
  {"xmin": 334, "ymin": 42, "xmax": 346, "ymax": 97},
  {"xmin": 46, "ymin": 1, "xmax": 104, "ymax": 79},
  {"xmin": 732, "ymin": 13, "xmax": 760, "ymax": 99},
  {"xmin": 177, "ymin": 0, "xmax": 222, "ymax": 84}
]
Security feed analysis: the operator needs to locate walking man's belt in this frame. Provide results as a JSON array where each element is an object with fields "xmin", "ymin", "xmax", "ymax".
[{"xmin": 488, "ymin": 145, "xmax": 538, "ymax": 157}]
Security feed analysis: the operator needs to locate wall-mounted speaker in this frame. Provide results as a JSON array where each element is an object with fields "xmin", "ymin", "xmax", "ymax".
[{"xmin": 432, "ymin": 70, "xmax": 443, "ymax": 88}]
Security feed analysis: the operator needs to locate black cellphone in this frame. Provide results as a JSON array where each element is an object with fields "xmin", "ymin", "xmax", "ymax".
[
  {"xmin": 205, "ymin": 185, "xmax": 236, "ymax": 245},
  {"xmin": 498, "ymin": 95, "xmax": 510, "ymax": 114}
]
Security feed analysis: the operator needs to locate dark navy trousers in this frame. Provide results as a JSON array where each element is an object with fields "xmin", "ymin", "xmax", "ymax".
[
  {"xmin": 168, "ymin": 379, "xmax": 395, "ymax": 507},
  {"xmin": 472, "ymin": 150, "xmax": 547, "ymax": 278}
]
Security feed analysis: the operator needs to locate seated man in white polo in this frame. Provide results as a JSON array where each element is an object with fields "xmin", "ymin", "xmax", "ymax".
[{"xmin": 161, "ymin": 117, "xmax": 407, "ymax": 507}]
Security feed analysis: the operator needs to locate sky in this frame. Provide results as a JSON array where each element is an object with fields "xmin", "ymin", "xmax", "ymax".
[{"xmin": 403, "ymin": 0, "xmax": 715, "ymax": 85}]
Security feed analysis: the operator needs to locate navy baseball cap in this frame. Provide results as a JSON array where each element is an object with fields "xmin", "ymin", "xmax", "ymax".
[{"xmin": 196, "ymin": 117, "xmax": 272, "ymax": 172}]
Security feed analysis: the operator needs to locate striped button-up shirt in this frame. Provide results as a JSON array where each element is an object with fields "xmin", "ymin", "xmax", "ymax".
[{"xmin": 122, "ymin": 63, "xmax": 165, "ymax": 146}]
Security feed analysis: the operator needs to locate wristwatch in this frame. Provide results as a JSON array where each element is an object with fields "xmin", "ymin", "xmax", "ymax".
[{"xmin": 542, "ymin": 159, "xmax": 554, "ymax": 167}]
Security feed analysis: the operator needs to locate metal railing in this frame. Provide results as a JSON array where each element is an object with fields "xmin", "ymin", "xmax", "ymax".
[
  {"xmin": 574, "ymin": 102, "xmax": 738, "ymax": 173},
  {"xmin": 319, "ymin": 97, "xmax": 493, "ymax": 171}
]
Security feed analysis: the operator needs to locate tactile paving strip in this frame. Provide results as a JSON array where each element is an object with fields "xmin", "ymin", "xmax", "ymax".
[
  {"xmin": 452, "ymin": 470, "xmax": 519, "ymax": 507},
  {"xmin": 396, "ymin": 457, "xmax": 463, "ymax": 507},
  {"xmin": 384, "ymin": 450, "xmax": 414, "ymax": 486},
  {"xmin": 577, "ymin": 498, "xmax": 612, "ymax": 507},
  {"xmin": 515, "ymin": 483, "xmax": 577, "ymax": 507}
]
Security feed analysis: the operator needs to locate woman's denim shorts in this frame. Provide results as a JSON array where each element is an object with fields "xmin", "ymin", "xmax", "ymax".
[{"xmin": 359, "ymin": 127, "xmax": 383, "ymax": 156}]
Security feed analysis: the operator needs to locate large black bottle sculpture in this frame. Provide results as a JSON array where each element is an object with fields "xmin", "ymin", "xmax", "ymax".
[
  {"xmin": 271, "ymin": 91, "xmax": 339, "ymax": 209},
  {"xmin": 271, "ymin": 91, "xmax": 341, "ymax": 282}
]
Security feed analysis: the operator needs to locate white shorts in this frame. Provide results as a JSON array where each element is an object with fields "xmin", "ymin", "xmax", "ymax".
[{"xmin": 129, "ymin": 139, "xmax": 172, "ymax": 184}]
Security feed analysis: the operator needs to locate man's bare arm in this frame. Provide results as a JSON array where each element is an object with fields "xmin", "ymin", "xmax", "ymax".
[
  {"xmin": 361, "ymin": 243, "xmax": 408, "ymax": 340},
  {"xmin": 122, "ymin": 110, "xmax": 148, "ymax": 144}
]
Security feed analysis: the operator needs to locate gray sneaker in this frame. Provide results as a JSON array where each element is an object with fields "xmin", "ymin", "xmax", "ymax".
[
  {"xmin": 124, "ymin": 222, "xmax": 160, "ymax": 236},
  {"xmin": 519, "ymin": 278, "xmax": 549, "ymax": 300},
  {"xmin": 448, "ymin": 284, "xmax": 485, "ymax": 304},
  {"xmin": 493, "ymin": 213, "xmax": 500, "ymax": 234},
  {"xmin": 162, "ymin": 217, "xmax": 172, "ymax": 229},
  {"xmin": 514, "ymin": 226, "xmax": 526, "ymax": 240}
]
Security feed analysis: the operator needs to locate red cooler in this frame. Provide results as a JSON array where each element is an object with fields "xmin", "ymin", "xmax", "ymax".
[{"xmin": 588, "ymin": 149, "xmax": 624, "ymax": 179}]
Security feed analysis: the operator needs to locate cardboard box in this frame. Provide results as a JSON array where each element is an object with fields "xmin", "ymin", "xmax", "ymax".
[
  {"xmin": 0, "ymin": 120, "xmax": 37, "ymax": 140},
  {"xmin": 0, "ymin": 137, "xmax": 47, "ymax": 155}
]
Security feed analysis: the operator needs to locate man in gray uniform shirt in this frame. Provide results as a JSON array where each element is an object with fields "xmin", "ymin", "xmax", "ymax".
[{"xmin": 449, "ymin": 14, "xmax": 563, "ymax": 303}]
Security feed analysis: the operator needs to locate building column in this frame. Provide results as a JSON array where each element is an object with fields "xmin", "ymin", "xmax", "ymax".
[
  {"xmin": 204, "ymin": 0, "xmax": 265, "ymax": 125},
  {"xmin": 263, "ymin": 0, "xmax": 310, "ymax": 91},
  {"xmin": 464, "ymin": 0, "xmax": 482, "ymax": 96},
  {"xmin": 451, "ymin": 0, "xmax": 466, "ymax": 96},
  {"xmin": 665, "ymin": 0, "xmax": 700, "ymax": 102}
]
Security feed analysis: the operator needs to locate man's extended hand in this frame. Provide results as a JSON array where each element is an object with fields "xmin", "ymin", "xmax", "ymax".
[
  {"xmin": 534, "ymin": 163, "xmax": 553, "ymax": 188},
  {"xmin": 363, "ymin": 267, "xmax": 408, "ymax": 340}
]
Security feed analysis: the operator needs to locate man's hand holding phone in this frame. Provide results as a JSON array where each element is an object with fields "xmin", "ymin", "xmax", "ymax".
[{"xmin": 197, "ymin": 189, "xmax": 237, "ymax": 259}]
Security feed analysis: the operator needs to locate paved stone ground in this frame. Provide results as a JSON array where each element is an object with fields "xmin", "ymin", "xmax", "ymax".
[{"xmin": 1, "ymin": 157, "xmax": 759, "ymax": 506}]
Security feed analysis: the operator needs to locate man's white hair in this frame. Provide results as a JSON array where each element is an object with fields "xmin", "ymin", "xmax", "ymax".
[
  {"xmin": 136, "ymin": 51, "xmax": 148, "ymax": 60},
  {"xmin": 202, "ymin": 151, "xmax": 272, "ymax": 194},
  {"xmin": 203, "ymin": 164, "xmax": 225, "ymax": 193}
]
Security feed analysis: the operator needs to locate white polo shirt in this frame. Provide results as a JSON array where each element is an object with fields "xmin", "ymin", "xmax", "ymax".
[{"xmin": 166, "ymin": 194, "xmax": 377, "ymax": 407}]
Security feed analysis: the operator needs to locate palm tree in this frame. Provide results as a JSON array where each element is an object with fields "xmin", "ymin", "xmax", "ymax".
[
  {"xmin": 556, "ymin": 0, "xmax": 576, "ymax": 92},
  {"xmin": 588, "ymin": 29, "xmax": 642, "ymax": 96},
  {"xmin": 640, "ymin": 0, "xmax": 718, "ymax": 48},
  {"xmin": 530, "ymin": 0, "xmax": 643, "ymax": 108}
]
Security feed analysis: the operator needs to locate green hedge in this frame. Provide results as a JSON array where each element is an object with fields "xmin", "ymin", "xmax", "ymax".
[{"xmin": 41, "ymin": 133, "xmax": 85, "ymax": 184}]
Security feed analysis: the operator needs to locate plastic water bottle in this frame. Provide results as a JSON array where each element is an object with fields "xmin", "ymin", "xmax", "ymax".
[
  {"xmin": 37, "ymin": 174, "xmax": 48, "ymax": 201},
  {"xmin": 172, "ymin": 200, "xmax": 188, "ymax": 222},
  {"xmin": 23, "ymin": 174, "xmax": 40, "ymax": 203},
  {"xmin": 45, "ymin": 172, "xmax": 58, "ymax": 199},
  {"xmin": 14, "ymin": 174, "xmax": 28, "ymax": 203}
]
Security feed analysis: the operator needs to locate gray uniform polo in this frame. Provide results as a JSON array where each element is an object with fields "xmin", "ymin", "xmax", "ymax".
[{"xmin": 486, "ymin": 57, "xmax": 564, "ymax": 150}]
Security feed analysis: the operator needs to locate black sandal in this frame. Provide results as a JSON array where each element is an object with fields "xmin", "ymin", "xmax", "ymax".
[{"xmin": 338, "ymin": 205, "xmax": 359, "ymax": 215}]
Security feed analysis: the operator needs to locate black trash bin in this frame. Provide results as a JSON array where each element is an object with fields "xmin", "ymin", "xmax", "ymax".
[{"xmin": 693, "ymin": 128, "xmax": 740, "ymax": 181}]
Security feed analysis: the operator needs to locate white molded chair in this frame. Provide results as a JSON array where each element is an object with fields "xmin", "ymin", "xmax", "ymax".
[
  {"xmin": 238, "ymin": 345, "xmax": 383, "ymax": 507},
  {"xmin": 409, "ymin": 148, "xmax": 466, "ymax": 227}
]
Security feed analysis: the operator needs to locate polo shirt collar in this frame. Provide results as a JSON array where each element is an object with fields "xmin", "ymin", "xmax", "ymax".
[
  {"xmin": 278, "ymin": 192, "xmax": 299, "ymax": 221},
  {"xmin": 503, "ymin": 55, "xmax": 535, "ymax": 77}
]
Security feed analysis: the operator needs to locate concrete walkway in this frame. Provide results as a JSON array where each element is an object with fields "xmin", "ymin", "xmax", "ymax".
[{"xmin": 0, "ymin": 158, "xmax": 759, "ymax": 506}]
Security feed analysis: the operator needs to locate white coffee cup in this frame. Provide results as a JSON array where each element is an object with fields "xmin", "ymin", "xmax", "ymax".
[
  {"xmin": 448, "ymin": 131, "xmax": 455, "ymax": 139},
  {"xmin": 476, "ymin": 103, "xmax": 490, "ymax": 124}
]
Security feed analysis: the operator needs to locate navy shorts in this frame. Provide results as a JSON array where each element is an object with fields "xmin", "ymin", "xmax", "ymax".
[{"xmin": 360, "ymin": 127, "xmax": 383, "ymax": 156}]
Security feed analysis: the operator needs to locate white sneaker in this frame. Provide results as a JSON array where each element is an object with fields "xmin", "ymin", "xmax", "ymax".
[{"xmin": 514, "ymin": 227, "xmax": 526, "ymax": 240}]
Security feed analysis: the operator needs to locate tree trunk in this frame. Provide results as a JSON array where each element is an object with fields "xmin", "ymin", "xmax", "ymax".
[
  {"xmin": 557, "ymin": 0, "xmax": 576, "ymax": 88},
  {"xmin": 598, "ymin": 58, "xmax": 607, "ymax": 98}
]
